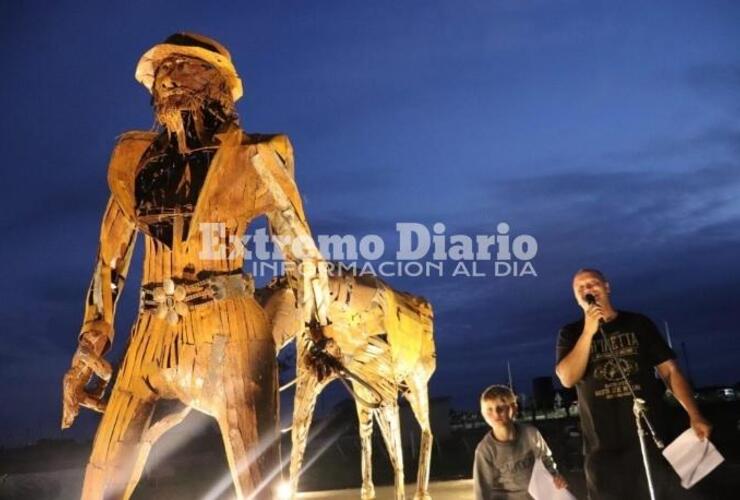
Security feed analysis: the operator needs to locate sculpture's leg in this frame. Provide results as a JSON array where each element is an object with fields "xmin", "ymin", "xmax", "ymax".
[
  {"xmin": 288, "ymin": 371, "xmax": 326, "ymax": 498},
  {"xmin": 214, "ymin": 337, "xmax": 279, "ymax": 500},
  {"xmin": 405, "ymin": 375, "xmax": 433, "ymax": 500},
  {"xmin": 81, "ymin": 386, "xmax": 156, "ymax": 500},
  {"xmin": 355, "ymin": 395, "xmax": 376, "ymax": 499},
  {"xmin": 80, "ymin": 313, "xmax": 163, "ymax": 500},
  {"xmin": 126, "ymin": 404, "xmax": 192, "ymax": 496},
  {"xmin": 376, "ymin": 403, "xmax": 405, "ymax": 500}
]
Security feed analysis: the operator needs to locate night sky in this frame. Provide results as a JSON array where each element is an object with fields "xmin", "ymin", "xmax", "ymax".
[{"xmin": 1, "ymin": 1, "xmax": 739, "ymax": 445}]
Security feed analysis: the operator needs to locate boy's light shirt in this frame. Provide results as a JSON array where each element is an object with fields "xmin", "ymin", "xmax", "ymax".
[{"xmin": 473, "ymin": 423, "xmax": 558, "ymax": 500}]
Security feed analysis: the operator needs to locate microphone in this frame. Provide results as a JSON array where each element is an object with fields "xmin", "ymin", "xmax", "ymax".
[{"xmin": 584, "ymin": 294, "xmax": 604, "ymax": 323}]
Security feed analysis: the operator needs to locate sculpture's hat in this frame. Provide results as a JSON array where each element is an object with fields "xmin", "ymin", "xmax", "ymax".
[{"xmin": 135, "ymin": 32, "xmax": 243, "ymax": 102}]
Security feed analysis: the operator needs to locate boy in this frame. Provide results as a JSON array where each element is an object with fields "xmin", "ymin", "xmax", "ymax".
[{"xmin": 474, "ymin": 385, "xmax": 567, "ymax": 500}]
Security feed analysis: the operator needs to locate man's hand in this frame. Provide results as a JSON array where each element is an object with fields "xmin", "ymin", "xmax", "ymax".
[
  {"xmin": 61, "ymin": 343, "xmax": 112, "ymax": 429},
  {"xmin": 690, "ymin": 414, "xmax": 712, "ymax": 441},
  {"xmin": 583, "ymin": 303, "xmax": 605, "ymax": 336},
  {"xmin": 655, "ymin": 359, "xmax": 712, "ymax": 442},
  {"xmin": 556, "ymin": 302, "xmax": 604, "ymax": 388},
  {"xmin": 552, "ymin": 473, "xmax": 568, "ymax": 490}
]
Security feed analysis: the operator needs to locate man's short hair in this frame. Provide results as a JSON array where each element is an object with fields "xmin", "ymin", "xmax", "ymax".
[
  {"xmin": 480, "ymin": 384, "xmax": 517, "ymax": 404},
  {"xmin": 574, "ymin": 268, "xmax": 607, "ymax": 283}
]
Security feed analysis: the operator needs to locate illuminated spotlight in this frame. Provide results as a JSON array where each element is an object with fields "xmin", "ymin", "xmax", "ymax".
[
  {"xmin": 201, "ymin": 416, "xmax": 346, "ymax": 500},
  {"xmin": 137, "ymin": 407, "xmax": 210, "ymax": 479},
  {"xmin": 200, "ymin": 430, "xmax": 284, "ymax": 500},
  {"xmin": 283, "ymin": 421, "xmax": 352, "ymax": 497},
  {"xmin": 252, "ymin": 420, "xmax": 345, "ymax": 500},
  {"xmin": 276, "ymin": 481, "xmax": 293, "ymax": 500}
]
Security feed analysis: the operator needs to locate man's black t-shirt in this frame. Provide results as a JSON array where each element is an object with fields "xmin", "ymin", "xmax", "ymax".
[{"xmin": 556, "ymin": 311, "xmax": 675, "ymax": 454}]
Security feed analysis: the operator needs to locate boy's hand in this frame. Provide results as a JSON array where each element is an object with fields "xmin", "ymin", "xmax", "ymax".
[{"xmin": 552, "ymin": 473, "xmax": 568, "ymax": 490}]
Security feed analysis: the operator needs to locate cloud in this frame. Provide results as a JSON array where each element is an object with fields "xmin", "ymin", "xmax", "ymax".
[
  {"xmin": 495, "ymin": 161, "xmax": 738, "ymax": 199},
  {"xmin": 398, "ymin": 156, "xmax": 740, "ymax": 398},
  {"xmin": 685, "ymin": 62, "xmax": 740, "ymax": 97},
  {"xmin": 601, "ymin": 125, "xmax": 740, "ymax": 165},
  {"xmin": 483, "ymin": 161, "xmax": 740, "ymax": 243}
]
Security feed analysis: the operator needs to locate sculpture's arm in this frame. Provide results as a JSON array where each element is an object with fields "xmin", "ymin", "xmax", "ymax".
[
  {"xmin": 62, "ymin": 195, "xmax": 137, "ymax": 428},
  {"xmin": 252, "ymin": 137, "xmax": 332, "ymax": 335},
  {"xmin": 80, "ymin": 196, "xmax": 138, "ymax": 348}
]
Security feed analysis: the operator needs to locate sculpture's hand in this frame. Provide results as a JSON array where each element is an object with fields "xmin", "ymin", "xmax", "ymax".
[
  {"xmin": 304, "ymin": 321, "xmax": 343, "ymax": 382},
  {"xmin": 62, "ymin": 360, "xmax": 90, "ymax": 429},
  {"xmin": 319, "ymin": 323, "xmax": 337, "ymax": 342},
  {"xmin": 61, "ymin": 341, "xmax": 113, "ymax": 429}
]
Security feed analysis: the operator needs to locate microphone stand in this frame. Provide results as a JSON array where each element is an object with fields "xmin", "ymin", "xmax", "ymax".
[{"xmin": 595, "ymin": 318, "xmax": 664, "ymax": 500}]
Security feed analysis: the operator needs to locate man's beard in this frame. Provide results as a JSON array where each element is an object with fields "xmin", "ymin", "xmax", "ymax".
[
  {"xmin": 154, "ymin": 86, "xmax": 234, "ymax": 154},
  {"xmin": 155, "ymin": 92, "xmax": 201, "ymax": 153}
]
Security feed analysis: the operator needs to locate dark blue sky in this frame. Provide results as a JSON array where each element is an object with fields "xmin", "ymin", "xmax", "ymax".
[{"xmin": 1, "ymin": 1, "xmax": 738, "ymax": 444}]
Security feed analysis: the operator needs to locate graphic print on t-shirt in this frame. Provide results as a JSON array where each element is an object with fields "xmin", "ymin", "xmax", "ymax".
[
  {"xmin": 590, "ymin": 330, "xmax": 641, "ymax": 400},
  {"xmin": 496, "ymin": 450, "xmax": 535, "ymax": 476}
]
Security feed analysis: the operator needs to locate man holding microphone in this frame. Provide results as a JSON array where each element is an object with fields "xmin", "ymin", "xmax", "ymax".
[{"xmin": 556, "ymin": 268, "xmax": 711, "ymax": 499}]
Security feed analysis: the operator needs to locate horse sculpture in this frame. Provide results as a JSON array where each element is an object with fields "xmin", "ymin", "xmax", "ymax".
[{"xmin": 259, "ymin": 273, "xmax": 436, "ymax": 500}]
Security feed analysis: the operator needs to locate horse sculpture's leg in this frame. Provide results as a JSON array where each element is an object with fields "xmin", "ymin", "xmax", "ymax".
[
  {"xmin": 376, "ymin": 403, "xmax": 405, "ymax": 500},
  {"xmin": 355, "ymin": 391, "xmax": 376, "ymax": 499},
  {"xmin": 289, "ymin": 370, "xmax": 326, "ymax": 498},
  {"xmin": 405, "ymin": 374, "xmax": 434, "ymax": 500}
]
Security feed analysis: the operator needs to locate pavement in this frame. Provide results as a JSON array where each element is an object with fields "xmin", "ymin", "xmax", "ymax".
[{"xmin": 297, "ymin": 479, "xmax": 476, "ymax": 499}]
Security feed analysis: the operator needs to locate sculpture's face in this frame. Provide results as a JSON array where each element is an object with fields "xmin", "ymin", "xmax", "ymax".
[{"xmin": 152, "ymin": 55, "xmax": 234, "ymax": 136}]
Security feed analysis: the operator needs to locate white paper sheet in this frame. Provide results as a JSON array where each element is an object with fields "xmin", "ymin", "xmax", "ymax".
[
  {"xmin": 527, "ymin": 458, "xmax": 576, "ymax": 500},
  {"xmin": 662, "ymin": 428, "xmax": 724, "ymax": 488}
]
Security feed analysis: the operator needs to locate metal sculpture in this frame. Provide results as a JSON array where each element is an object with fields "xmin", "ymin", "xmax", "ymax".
[
  {"xmin": 61, "ymin": 33, "xmax": 333, "ymax": 499},
  {"xmin": 259, "ymin": 274, "xmax": 436, "ymax": 500}
]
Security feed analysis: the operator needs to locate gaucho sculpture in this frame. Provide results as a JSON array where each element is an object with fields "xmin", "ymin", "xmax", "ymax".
[{"xmin": 61, "ymin": 33, "xmax": 332, "ymax": 499}]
